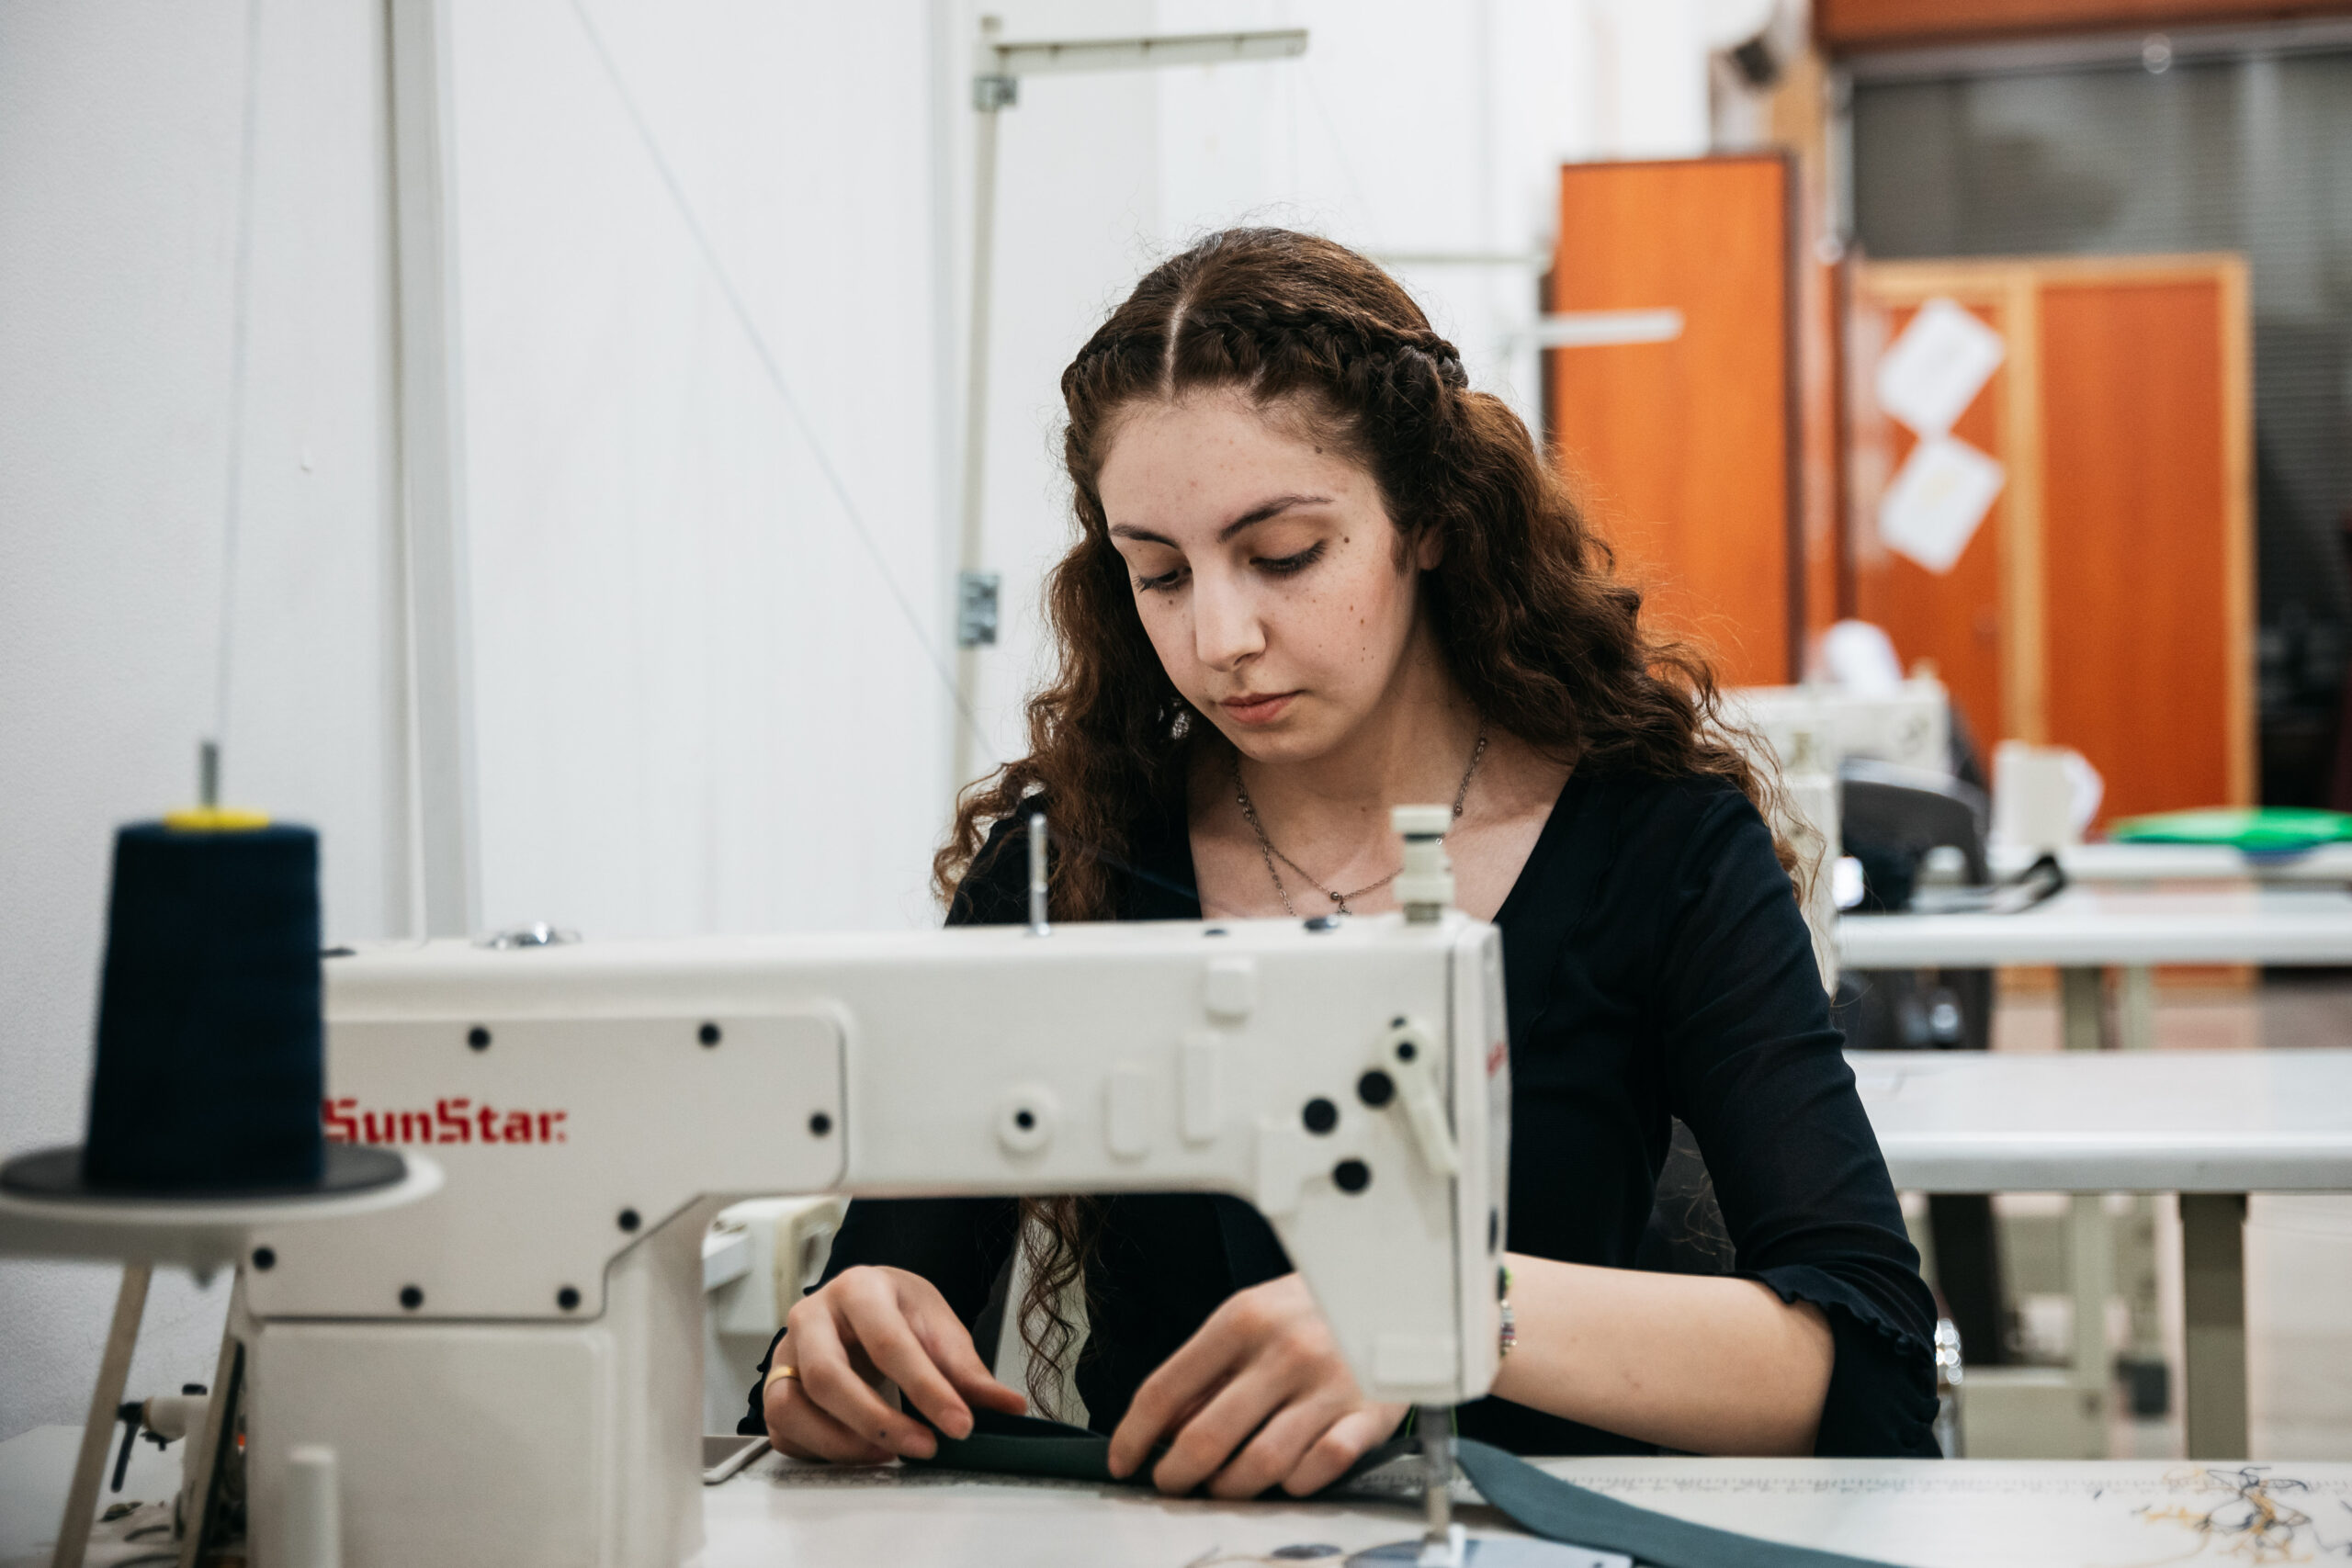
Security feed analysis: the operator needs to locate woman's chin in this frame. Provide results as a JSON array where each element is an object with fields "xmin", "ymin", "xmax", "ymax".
[{"xmin": 1216, "ymin": 719, "xmax": 1340, "ymax": 766}]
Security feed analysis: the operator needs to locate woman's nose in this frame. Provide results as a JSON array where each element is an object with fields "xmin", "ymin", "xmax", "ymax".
[{"xmin": 1191, "ymin": 578, "xmax": 1265, "ymax": 671}]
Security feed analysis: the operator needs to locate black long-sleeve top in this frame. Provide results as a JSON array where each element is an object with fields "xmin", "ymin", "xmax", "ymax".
[{"xmin": 745, "ymin": 765, "xmax": 1941, "ymax": 1458}]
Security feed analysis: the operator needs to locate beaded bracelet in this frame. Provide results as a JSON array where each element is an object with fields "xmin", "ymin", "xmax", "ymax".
[{"xmin": 1498, "ymin": 1263, "xmax": 1517, "ymax": 1359}]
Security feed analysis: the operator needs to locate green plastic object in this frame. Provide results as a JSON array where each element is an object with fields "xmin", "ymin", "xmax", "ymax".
[{"xmin": 2107, "ymin": 807, "xmax": 2352, "ymax": 857}]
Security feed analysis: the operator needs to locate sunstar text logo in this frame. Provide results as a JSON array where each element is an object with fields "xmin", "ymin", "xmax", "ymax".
[{"xmin": 322, "ymin": 1097, "xmax": 570, "ymax": 1145}]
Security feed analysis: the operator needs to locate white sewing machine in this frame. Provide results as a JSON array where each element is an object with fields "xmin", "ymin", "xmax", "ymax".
[
  {"xmin": 197, "ymin": 816, "xmax": 1508, "ymax": 1567},
  {"xmin": 1723, "ymin": 677, "xmax": 1951, "ymax": 781},
  {"xmin": 1716, "ymin": 682, "xmax": 1955, "ymax": 992}
]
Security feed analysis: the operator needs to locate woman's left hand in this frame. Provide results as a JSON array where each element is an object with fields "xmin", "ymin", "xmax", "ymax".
[{"xmin": 1106, "ymin": 1273, "xmax": 1408, "ymax": 1497}]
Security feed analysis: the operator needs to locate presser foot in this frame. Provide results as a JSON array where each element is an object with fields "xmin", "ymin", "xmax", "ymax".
[{"xmin": 1417, "ymin": 1404, "xmax": 1458, "ymax": 1562}]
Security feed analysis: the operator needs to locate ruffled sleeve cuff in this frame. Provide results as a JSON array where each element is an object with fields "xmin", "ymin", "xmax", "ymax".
[
  {"xmin": 738, "ymin": 1324, "xmax": 790, "ymax": 1437},
  {"xmin": 1748, "ymin": 1261, "xmax": 1943, "ymax": 1459}
]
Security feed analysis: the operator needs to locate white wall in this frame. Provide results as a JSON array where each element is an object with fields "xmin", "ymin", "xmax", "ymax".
[
  {"xmin": 451, "ymin": 0, "xmax": 951, "ymax": 939},
  {"xmin": 0, "ymin": 0, "xmax": 402, "ymax": 1438},
  {"xmin": 0, "ymin": 0, "xmax": 956, "ymax": 1443}
]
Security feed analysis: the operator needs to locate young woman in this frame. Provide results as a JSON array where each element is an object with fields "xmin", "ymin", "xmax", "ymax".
[{"xmin": 745, "ymin": 229, "xmax": 1939, "ymax": 1494}]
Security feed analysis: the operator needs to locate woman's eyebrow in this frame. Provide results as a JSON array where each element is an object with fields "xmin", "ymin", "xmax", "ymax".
[
  {"xmin": 1108, "ymin": 523, "xmax": 1177, "ymax": 546},
  {"xmin": 1107, "ymin": 494, "xmax": 1333, "ymax": 549},
  {"xmin": 1216, "ymin": 493, "xmax": 1331, "ymax": 542}
]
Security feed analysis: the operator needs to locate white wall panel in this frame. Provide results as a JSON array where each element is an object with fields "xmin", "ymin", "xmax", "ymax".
[
  {"xmin": 450, "ymin": 0, "xmax": 951, "ymax": 936},
  {"xmin": 0, "ymin": 0, "xmax": 400, "ymax": 1438}
]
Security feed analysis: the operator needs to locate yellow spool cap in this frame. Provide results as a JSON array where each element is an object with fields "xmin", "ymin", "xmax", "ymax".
[{"xmin": 162, "ymin": 807, "xmax": 274, "ymax": 831}]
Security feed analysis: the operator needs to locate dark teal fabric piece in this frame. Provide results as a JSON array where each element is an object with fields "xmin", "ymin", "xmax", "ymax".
[
  {"xmin": 1455, "ymin": 1439, "xmax": 1906, "ymax": 1568},
  {"xmin": 909, "ymin": 1414, "xmax": 1910, "ymax": 1568},
  {"xmin": 908, "ymin": 1408, "xmax": 1416, "ymax": 1491},
  {"xmin": 910, "ymin": 1410, "xmax": 1139, "ymax": 1484}
]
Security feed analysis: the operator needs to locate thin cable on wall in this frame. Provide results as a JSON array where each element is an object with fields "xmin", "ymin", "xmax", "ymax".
[
  {"xmin": 210, "ymin": 0, "xmax": 266, "ymax": 797},
  {"xmin": 1300, "ymin": 63, "xmax": 1386, "ymax": 253},
  {"xmin": 561, "ymin": 0, "xmax": 1237, "ymax": 919},
  {"xmin": 563, "ymin": 0, "xmax": 978, "ymax": 750}
]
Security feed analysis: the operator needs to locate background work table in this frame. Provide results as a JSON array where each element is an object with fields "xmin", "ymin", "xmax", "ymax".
[
  {"xmin": 1838, "ymin": 885, "xmax": 2352, "ymax": 969},
  {"xmin": 704, "ymin": 1450, "xmax": 2352, "ymax": 1568},
  {"xmin": 1835, "ymin": 881, "xmax": 2352, "ymax": 1460},
  {"xmin": 1849, "ymin": 1046, "xmax": 2352, "ymax": 1192},
  {"xmin": 1987, "ymin": 840, "xmax": 2352, "ymax": 885},
  {"xmin": 1848, "ymin": 1047, "xmax": 2352, "ymax": 1460}
]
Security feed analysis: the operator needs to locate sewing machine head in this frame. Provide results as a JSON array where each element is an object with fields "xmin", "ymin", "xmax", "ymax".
[
  {"xmin": 1725, "ymin": 677, "xmax": 1951, "ymax": 779},
  {"xmin": 226, "ymin": 880, "xmax": 1509, "ymax": 1565}
]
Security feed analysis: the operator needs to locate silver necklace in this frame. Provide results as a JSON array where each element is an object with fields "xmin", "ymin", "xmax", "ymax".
[{"xmin": 1232, "ymin": 724, "xmax": 1489, "ymax": 916}]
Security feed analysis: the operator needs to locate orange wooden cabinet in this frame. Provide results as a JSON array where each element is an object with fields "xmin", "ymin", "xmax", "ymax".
[
  {"xmin": 1547, "ymin": 155, "xmax": 1800, "ymax": 687},
  {"xmin": 1819, "ymin": 0, "xmax": 2352, "ymax": 51},
  {"xmin": 1848, "ymin": 255, "xmax": 2254, "ymax": 826}
]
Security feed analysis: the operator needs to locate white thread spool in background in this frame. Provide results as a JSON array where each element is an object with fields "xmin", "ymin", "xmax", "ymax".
[{"xmin": 284, "ymin": 1444, "xmax": 341, "ymax": 1568}]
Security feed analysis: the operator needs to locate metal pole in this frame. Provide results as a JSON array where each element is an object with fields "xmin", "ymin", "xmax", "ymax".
[
  {"xmin": 2065, "ymin": 1190, "xmax": 2112, "ymax": 1454},
  {"xmin": 1417, "ymin": 1404, "xmax": 1459, "ymax": 1564},
  {"xmin": 953, "ymin": 18, "xmax": 1008, "ymax": 797},
  {"xmin": 941, "ymin": 22, "xmax": 1303, "ymax": 804},
  {"xmin": 390, "ymin": 0, "xmax": 482, "ymax": 940},
  {"xmin": 176, "ymin": 1275, "xmax": 246, "ymax": 1568},
  {"xmin": 2181, "ymin": 1192, "xmax": 2250, "ymax": 1458},
  {"xmin": 2058, "ymin": 965, "xmax": 2104, "ymax": 1054},
  {"xmin": 2059, "ymin": 964, "xmax": 2110, "ymax": 1456},
  {"xmin": 53, "ymin": 1264, "xmax": 151, "ymax": 1568}
]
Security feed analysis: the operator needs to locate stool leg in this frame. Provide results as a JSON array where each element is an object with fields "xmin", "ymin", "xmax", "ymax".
[
  {"xmin": 2181, "ymin": 1192, "xmax": 2250, "ymax": 1459},
  {"xmin": 2068, "ymin": 1193, "xmax": 2113, "ymax": 1457},
  {"xmin": 2057, "ymin": 968, "xmax": 2112, "ymax": 1455},
  {"xmin": 53, "ymin": 1263, "xmax": 150, "ymax": 1568},
  {"xmin": 1928, "ymin": 1193, "xmax": 2008, "ymax": 1366},
  {"xmin": 2061, "ymin": 966, "xmax": 2105, "ymax": 1054},
  {"xmin": 2119, "ymin": 965, "xmax": 2156, "ymax": 1052}
]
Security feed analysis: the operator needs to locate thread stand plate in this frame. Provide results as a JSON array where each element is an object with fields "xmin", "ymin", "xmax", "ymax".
[
  {"xmin": 1, "ymin": 1143, "xmax": 404, "ymax": 1200},
  {"xmin": 0, "ymin": 1146, "xmax": 441, "ymax": 1268}
]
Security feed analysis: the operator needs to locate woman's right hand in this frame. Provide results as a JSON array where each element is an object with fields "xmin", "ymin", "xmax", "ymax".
[{"xmin": 761, "ymin": 1265, "xmax": 1028, "ymax": 1463}]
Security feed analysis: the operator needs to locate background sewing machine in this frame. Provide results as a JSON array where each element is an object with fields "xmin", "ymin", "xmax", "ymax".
[
  {"xmin": 1711, "ymin": 676, "xmax": 1955, "ymax": 993},
  {"xmin": 1724, "ymin": 676, "xmax": 1954, "ymax": 786},
  {"xmin": 134, "ymin": 863, "xmax": 1508, "ymax": 1565}
]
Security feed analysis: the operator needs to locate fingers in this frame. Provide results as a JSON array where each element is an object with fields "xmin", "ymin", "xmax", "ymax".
[
  {"xmin": 1148, "ymin": 1361, "xmax": 1298, "ymax": 1495},
  {"xmin": 1107, "ymin": 1303, "xmax": 1255, "ymax": 1478},
  {"xmin": 1273, "ymin": 1404, "xmax": 1405, "ymax": 1497},
  {"xmin": 781, "ymin": 1266, "xmax": 1015, "ymax": 1460},
  {"xmin": 764, "ymin": 1382, "xmax": 894, "ymax": 1466},
  {"xmin": 917, "ymin": 1308, "xmax": 1028, "ymax": 1417},
  {"xmin": 852, "ymin": 1291, "xmax": 980, "ymax": 1441},
  {"xmin": 786, "ymin": 1302, "xmax": 942, "ymax": 1459},
  {"xmin": 1202, "ymin": 1391, "xmax": 1353, "ymax": 1499}
]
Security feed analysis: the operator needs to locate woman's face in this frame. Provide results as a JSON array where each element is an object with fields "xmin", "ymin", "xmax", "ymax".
[{"xmin": 1096, "ymin": 388, "xmax": 1437, "ymax": 764}]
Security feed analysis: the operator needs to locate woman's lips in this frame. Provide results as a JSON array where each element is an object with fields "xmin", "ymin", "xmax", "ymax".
[{"xmin": 1220, "ymin": 692, "xmax": 1298, "ymax": 726}]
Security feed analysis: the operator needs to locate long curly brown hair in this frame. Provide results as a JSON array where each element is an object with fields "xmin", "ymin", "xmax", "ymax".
[{"xmin": 935, "ymin": 228, "xmax": 1792, "ymax": 1414}]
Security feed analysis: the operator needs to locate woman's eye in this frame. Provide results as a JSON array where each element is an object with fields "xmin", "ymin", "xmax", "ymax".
[
  {"xmin": 1135, "ymin": 566, "xmax": 1186, "ymax": 593},
  {"xmin": 1257, "ymin": 542, "xmax": 1326, "ymax": 576}
]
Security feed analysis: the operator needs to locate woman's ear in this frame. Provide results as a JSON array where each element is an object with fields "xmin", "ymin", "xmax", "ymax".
[{"xmin": 1413, "ymin": 525, "xmax": 1445, "ymax": 572}]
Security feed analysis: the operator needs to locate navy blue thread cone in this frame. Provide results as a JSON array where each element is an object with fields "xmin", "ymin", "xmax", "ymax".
[{"xmin": 80, "ymin": 822, "xmax": 324, "ymax": 1192}]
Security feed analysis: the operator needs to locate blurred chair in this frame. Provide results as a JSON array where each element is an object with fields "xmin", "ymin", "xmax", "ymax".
[{"xmin": 1835, "ymin": 759, "xmax": 2010, "ymax": 1369}]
